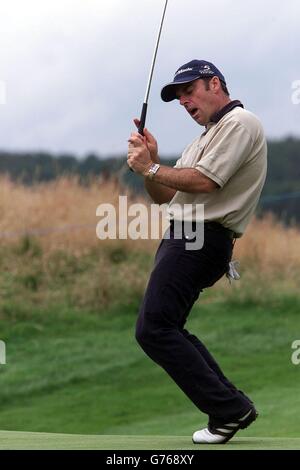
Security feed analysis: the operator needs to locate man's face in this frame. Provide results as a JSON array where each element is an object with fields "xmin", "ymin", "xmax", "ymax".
[{"xmin": 175, "ymin": 79, "xmax": 217, "ymax": 126}]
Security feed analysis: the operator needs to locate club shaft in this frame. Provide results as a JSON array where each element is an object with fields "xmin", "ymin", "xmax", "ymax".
[
  {"xmin": 138, "ymin": 0, "xmax": 168, "ymax": 135},
  {"xmin": 144, "ymin": 0, "xmax": 168, "ymax": 104}
]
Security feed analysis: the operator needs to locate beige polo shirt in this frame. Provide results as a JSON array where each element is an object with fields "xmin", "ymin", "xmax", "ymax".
[{"xmin": 167, "ymin": 105, "xmax": 267, "ymax": 237}]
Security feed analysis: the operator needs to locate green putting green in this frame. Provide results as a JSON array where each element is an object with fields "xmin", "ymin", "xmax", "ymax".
[{"xmin": 0, "ymin": 431, "xmax": 300, "ymax": 450}]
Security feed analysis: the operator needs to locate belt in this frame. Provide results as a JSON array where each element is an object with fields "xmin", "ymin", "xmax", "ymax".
[
  {"xmin": 204, "ymin": 222, "xmax": 236, "ymax": 240},
  {"xmin": 169, "ymin": 220, "xmax": 236, "ymax": 240}
]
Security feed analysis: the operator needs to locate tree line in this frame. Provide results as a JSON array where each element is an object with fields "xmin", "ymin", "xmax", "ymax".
[{"xmin": 0, "ymin": 136, "xmax": 299, "ymax": 223}]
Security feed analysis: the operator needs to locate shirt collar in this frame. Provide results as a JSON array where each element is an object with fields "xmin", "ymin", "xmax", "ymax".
[{"xmin": 209, "ymin": 100, "xmax": 244, "ymax": 124}]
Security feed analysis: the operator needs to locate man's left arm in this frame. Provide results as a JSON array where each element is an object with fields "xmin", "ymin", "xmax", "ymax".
[{"xmin": 146, "ymin": 165, "xmax": 218, "ymax": 193}]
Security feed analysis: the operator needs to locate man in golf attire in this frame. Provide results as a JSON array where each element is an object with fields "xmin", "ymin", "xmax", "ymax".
[{"xmin": 127, "ymin": 60, "xmax": 267, "ymax": 444}]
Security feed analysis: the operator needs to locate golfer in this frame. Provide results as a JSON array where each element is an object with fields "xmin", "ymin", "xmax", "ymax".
[{"xmin": 127, "ymin": 60, "xmax": 267, "ymax": 444}]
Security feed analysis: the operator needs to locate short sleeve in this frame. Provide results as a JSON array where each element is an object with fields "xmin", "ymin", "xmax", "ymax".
[
  {"xmin": 173, "ymin": 157, "xmax": 183, "ymax": 169},
  {"xmin": 173, "ymin": 139, "xmax": 197, "ymax": 169},
  {"xmin": 195, "ymin": 121, "xmax": 254, "ymax": 188}
]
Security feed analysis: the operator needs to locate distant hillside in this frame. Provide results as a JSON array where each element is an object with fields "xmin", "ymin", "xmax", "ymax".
[{"xmin": 0, "ymin": 136, "xmax": 299, "ymax": 223}]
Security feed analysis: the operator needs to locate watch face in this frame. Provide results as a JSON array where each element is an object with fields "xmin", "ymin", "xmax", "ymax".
[{"xmin": 148, "ymin": 164, "xmax": 159, "ymax": 178}]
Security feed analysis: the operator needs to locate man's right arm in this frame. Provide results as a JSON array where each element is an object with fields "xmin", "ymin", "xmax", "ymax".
[{"xmin": 144, "ymin": 177, "xmax": 177, "ymax": 204}]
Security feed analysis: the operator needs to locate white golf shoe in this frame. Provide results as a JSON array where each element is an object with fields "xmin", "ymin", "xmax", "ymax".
[
  {"xmin": 192, "ymin": 406, "xmax": 258, "ymax": 444},
  {"xmin": 193, "ymin": 427, "xmax": 228, "ymax": 444}
]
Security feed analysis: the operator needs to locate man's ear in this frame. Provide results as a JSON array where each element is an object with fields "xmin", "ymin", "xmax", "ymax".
[{"xmin": 210, "ymin": 76, "xmax": 220, "ymax": 92}]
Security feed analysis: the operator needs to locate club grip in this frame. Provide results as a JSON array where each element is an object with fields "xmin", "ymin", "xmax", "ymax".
[
  {"xmin": 138, "ymin": 102, "xmax": 148, "ymax": 135},
  {"xmin": 129, "ymin": 102, "xmax": 148, "ymax": 172}
]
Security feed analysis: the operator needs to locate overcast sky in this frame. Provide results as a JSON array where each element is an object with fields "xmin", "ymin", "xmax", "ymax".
[{"xmin": 0, "ymin": 0, "xmax": 299, "ymax": 158}]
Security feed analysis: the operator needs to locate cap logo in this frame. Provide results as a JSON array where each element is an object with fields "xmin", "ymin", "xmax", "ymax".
[
  {"xmin": 199, "ymin": 69, "xmax": 214, "ymax": 75},
  {"xmin": 175, "ymin": 67, "xmax": 193, "ymax": 77}
]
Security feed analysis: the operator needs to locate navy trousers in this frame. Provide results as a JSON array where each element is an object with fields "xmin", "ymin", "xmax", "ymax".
[{"xmin": 135, "ymin": 222, "xmax": 251, "ymax": 423}]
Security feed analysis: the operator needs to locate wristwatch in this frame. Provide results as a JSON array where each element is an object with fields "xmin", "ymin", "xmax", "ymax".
[{"xmin": 147, "ymin": 163, "xmax": 160, "ymax": 180}]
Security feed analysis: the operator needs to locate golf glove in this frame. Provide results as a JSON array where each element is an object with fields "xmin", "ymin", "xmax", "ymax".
[{"xmin": 226, "ymin": 260, "xmax": 241, "ymax": 284}]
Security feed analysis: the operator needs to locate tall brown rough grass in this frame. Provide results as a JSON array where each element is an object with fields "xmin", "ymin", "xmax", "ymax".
[
  {"xmin": 0, "ymin": 175, "xmax": 299, "ymax": 310},
  {"xmin": 0, "ymin": 175, "xmax": 158, "ymax": 254}
]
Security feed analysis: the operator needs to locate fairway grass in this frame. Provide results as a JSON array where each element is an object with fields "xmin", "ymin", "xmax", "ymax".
[
  {"xmin": 1, "ymin": 297, "xmax": 300, "ymax": 441},
  {"xmin": 0, "ymin": 431, "xmax": 300, "ymax": 450}
]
